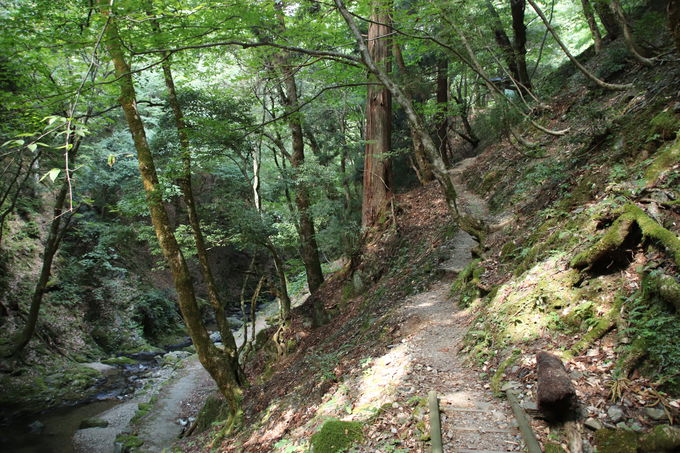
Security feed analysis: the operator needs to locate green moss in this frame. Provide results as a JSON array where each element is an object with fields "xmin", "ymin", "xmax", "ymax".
[
  {"xmin": 310, "ymin": 420, "xmax": 363, "ymax": 453},
  {"xmin": 490, "ymin": 349, "xmax": 520, "ymax": 396},
  {"xmin": 115, "ymin": 434, "xmax": 144, "ymax": 449},
  {"xmin": 194, "ymin": 394, "xmax": 230, "ymax": 434},
  {"xmin": 571, "ymin": 204, "xmax": 680, "ymax": 270},
  {"xmin": 644, "ymin": 130, "xmax": 678, "ymax": 187},
  {"xmin": 544, "ymin": 442, "xmax": 567, "ymax": 453},
  {"xmin": 643, "ymin": 271, "xmax": 680, "ymax": 312},
  {"xmin": 649, "ymin": 111, "xmax": 680, "ymax": 140},
  {"xmin": 593, "ymin": 429, "xmax": 638, "ymax": 453},
  {"xmin": 78, "ymin": 417, "xmax": 109, "ymax": 429},
  {"xmin": 567, "ymin": 300, "xmax": 620, "ymax": 358},
  {"xmin": 451, "ymin": 259, "xmax": 484, "ymax": 308},
  {"xmin": 130, "ymin": 402, "xmax": 152, "ymax": 424},
  {"xmin": 101, "ymin": 356, "xmax": 137, "ymax": 366},
  {"xmin": 639, "ymin": 425, "xmax": 680, "ymax": 451}
]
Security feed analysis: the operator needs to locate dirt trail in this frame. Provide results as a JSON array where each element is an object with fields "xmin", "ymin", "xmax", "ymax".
[
  {"xmin": 393, "ymin": 157, "xmax": 522, "ymax": 451},
  {"xmin": 136, "ymin": 359, "xmax": 214, "ymax": 453}
]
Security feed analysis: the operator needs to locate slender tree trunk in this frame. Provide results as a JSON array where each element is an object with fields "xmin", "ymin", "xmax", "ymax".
[
  {"xmin": 436, "ymin": 59, "xmax": 452, "ymax": 165},
  {"xmin": 594, "ymin": 0, "xmax": 621, "ymax": 39},
  {"xmin": 671, "ymin": 0, "xmax": 680, "ymax": 54},
  {"xmin": 526, "ymin": 0, "xmax": 631, "ymax": 90},
  {"xmin": 393, "ymin": 41, "xmax": 434, "ymax": 184},
  {"xmin": 581, "ymin": 0, "xmax": 603, "ymax": 53},
  {"xmin": 484, "ymin": 0, "xmax": 520, "ymax": 82},
  {"xmin": 510, "ymin": 0, "xmax": 532, "ymax": 91},
  {"xmin": 609, "ymin": 0, "xmax": 655, "ymax": 66},
  {"xmin": 6, "ymin": 175, "xmax": 70, "ymax": 357},
  {"xmin": 156, "ymin": 45, "xmax": 241, "ymax": 368},
  {"xmin": 99, "ymin": 1, "xmax": 242, "ymax": 412},
  {"xmin": 363, "ymin": 0, "xmax": 393, "ymax": 226},
  {"xmin": 335, "ymin": 0, "xmax": 460, "ymax": 217}
]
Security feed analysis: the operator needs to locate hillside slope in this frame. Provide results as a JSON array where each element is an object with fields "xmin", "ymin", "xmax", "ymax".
[{"xmin": 174, "ymin": 36, "xmax": 680, "ymax": 453}]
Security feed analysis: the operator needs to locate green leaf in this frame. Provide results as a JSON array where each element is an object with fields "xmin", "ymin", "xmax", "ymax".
[
  {"xmin": 39, "ymin": 168, "xmax": 61, "ymax": 183},
  {"xmin": 27, "ymin": 143, "xmax": 38, "ymax": 152}
]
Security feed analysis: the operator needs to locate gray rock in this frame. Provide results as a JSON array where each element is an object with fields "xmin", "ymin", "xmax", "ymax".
[
  {"xmin": 616, "ymin": 421, "xmax": 629, "ymax": 430},
  {"xmin": 521, "ymin": 400, "xmax": 538, "ymax": 412},
  {"xmin": 209, "ymin": 331, "xmax": 222, "ymax": 343},
  {"xmin": 630, "ymin": 421, "xmax": 644, "ymax": 432},
  {"xmin": 501, "ymin": 381, "xmax": 520, "ymax": 392},
  {"xmin": 28, "ymin": 420, "xmax": 44, "ymax": 434},
  {"xmin": 644, "ymin": 406, "xmax": 667, "ymax": 421},
  {"xmin": 607, "ymin": 405, "xmax": 624, "ymax": 423},
  {"xmin": 79, "ymin": 417, "xmax": 109, "ymax": 429},
  {"xmin": 584, "ymin": 417, "xmax": 604, "ymax": 431}
]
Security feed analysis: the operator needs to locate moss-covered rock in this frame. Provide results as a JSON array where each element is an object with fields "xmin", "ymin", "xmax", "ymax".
[
  {"xmin": 310, "ymin": 420, "xmax": 363, "ymax": 453},
  {"xmin": 78, "ymin": 417, "xmax": 109, "ymax": 429},
  {"xmin": 114, "ymin": 434, "xmax": 144, "ymax": 449},
  {"xmin": 593, "ymin": 428, "xmax": 638, "ymax": 453},
  {"xmin": 638, "ymin": 424, "xmax": 680, "ymax": 452},
  {"xmin": 643, "ymin": 271, "xmax": 680, "ymax": 312},
  {"xmin": 194, "ymin": 394, "xmax": 230, "ymax": 434}
]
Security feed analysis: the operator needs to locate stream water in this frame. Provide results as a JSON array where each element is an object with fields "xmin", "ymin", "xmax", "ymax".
[{"xmin": 0, "ymin": 301, "xmax": 272, "ymax": 453}]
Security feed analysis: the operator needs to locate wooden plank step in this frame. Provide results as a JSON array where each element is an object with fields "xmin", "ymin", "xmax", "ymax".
[
  {"xmin": 454, "ymin": 450, "xmax": 519, "ymax": 453},
  {"xmin": 450, "ymin": 426, "xmax": 517, "ymax": 434},
  {"xmin": 441, "ymin": 406, "xmax": 496, "ymax": 413}
]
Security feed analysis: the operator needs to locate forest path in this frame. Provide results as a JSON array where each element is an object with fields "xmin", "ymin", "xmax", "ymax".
[{"xmin": 354, "ymin": 157, "xmax": 524, "ymax": 452}]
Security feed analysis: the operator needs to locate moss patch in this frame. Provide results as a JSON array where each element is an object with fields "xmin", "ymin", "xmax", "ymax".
[
  {"xmin": 115, "ymin": 434, "xmax": 144, "ymax": 449},
  {"xmin": 194, "ymin": 394, "xmax": 230, "ymax": 434},
  {"xmin": 593, "ymin": 428, "xmax": 638, "ymax": 453},
  {"xmin": 310, "ymin": 420, "xmax": 363, "ymax": 453}
]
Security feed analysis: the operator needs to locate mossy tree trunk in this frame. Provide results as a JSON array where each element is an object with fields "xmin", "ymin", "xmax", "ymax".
[
  {"xmin": 510, "ymin": 0, "xmax": 532, "ymax": 91},
  {"xmin": 670, "ymin": 0, "xmax": 680, "ymax": 54},
  {"xmin": 99, "ymin": 0, "xmax": 242, "ymax": 412},
  {"xmin": 151, "ymin": 18, "xmax": 241, "ymax": 371}
]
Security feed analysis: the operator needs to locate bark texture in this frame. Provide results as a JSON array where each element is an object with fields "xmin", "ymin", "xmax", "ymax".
[
  {"xmin": 581, "ymin": 0, "xmax": 603, "ymax": 53},
  {"xmin": 536, "ymin": 351, "xmax": 579, "ymax": 422},
  {"xmin": 595, "ymin": 0, "xmax": 621, "ymax": 39},
  {"xmin": 510, "ymin": 0, "xmax": 532, "ymax": 90},
  {"xmin": 362, "ymin": 0, "xmax": 393, "ymax": 226},
  {"xmin": 671, "ymin": 0, "xmax": 680, "ymax": 53},
  {"xmin": 99, "ymin": 1, "xmax": 242, "ymax": 411}
]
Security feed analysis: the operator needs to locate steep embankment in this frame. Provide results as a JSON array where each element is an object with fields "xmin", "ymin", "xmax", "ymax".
[{"xmin": 175, "ymin": 40, "xmax": 679, "ymax": 453}]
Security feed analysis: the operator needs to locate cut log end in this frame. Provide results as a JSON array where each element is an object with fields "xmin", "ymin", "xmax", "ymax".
[{"xmin": 536, "ymin": 351, "xmax": 580, "ymax": 422}]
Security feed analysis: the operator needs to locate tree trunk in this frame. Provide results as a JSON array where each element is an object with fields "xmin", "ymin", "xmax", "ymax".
[
  {"xmin": 393, "ymin": 41, "xmax": 434, "ymax": 184},
  {"xmin": 435, "ymin": 59, "xmax": 452, "ymax": 166},
  {"xmin": 99, "ymin": 1, "xmax": 242, "ymax": 412},
  {"xmin": 527, "ymin": 0, "xmax": 631, "ymax": 90},
  {"xmin": 671, "ymin": 0, "xmax": 680, "ymax": 54},
  {"xmin": 363, "ymin": 0, "xmax": 393, "ymax": 226},
  {"xmin": 581, "ymin": 0, "xmax": 603, "ymax": 53},
  {"xmin": 594, "ymin": 0, "xmax": 621, "ymax": 39},
  {"xmin": 609, "ymin": 0, "xmax": 655, "ymax": 66},
  {"xmin": 335, "ymin": 0, "xmax": 460, "ymax": 217},
  {"xmin": 155, "ymin": 32, "xmax": 241, "ymax": 369},
  {"xmin": 6, "ymin": 175, "xmax": 70, "ymax": 357},
  {"xmin": 484, "ymin": 0, "xmax": 520, "ymax": 83},
  {"xmin": 510, "ymin": 0, "xmax": 532, "ymax": 91}
]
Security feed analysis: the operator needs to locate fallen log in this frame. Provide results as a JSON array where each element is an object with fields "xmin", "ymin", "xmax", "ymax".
[{"xmin": 536, "ymin": 351, "xmax": 579, "ymax": 422}]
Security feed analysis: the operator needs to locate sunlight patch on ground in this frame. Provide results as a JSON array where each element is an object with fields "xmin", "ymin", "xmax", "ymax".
[{"xmin": 351, "ymin": 343, "xmax": 411, "ymax": 419}]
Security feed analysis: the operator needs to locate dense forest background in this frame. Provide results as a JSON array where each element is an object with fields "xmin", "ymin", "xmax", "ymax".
[{"xmin": 0, "ymin": 0, "xmax": 679, "ymax": 452}]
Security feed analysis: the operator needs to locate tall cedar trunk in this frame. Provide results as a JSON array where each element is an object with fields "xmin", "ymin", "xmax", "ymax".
[
  {"xmin": 484, "ymin": 0, "xmax": 521, "ymax": 83},
  {"xmin": 362, "ymin": 0, "xmax": 393, "ymax": 226},
  {"xmin": 594, "ymin": 0, "xmax": 621, "ymax": 39},
  {"xmin": 671, "ymin": 0, "xmax": 680, "ymax": 54},
  {"xmin": 335, "ymin": 0, "xmax": 459, "ymax": 217},
  {"xmin": 435, "ymin": 59, "xmax": 452, "ymax": 166},
  {"xmin": 510, "ymin": 0, "xmax": 532, "ymax": 90},
  {"xmin": 7, "ymin": 174, "xmax": 71, "ymax": 356},
  {"xmin": 581, "ymin": 0, "xmax": 603, "ymax": 53},
  {"xmin": 99, "ymin": 2, "xmax": 242, "ymax": 412},
  {"xmin": 155, "ymin": 30, "xmax": 241, "ymax": 365}
]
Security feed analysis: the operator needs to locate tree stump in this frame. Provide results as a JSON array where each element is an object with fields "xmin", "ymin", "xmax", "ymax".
[{"xmin": 536, "ymin": 351, "xmax": 579, "ymax": 422}]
